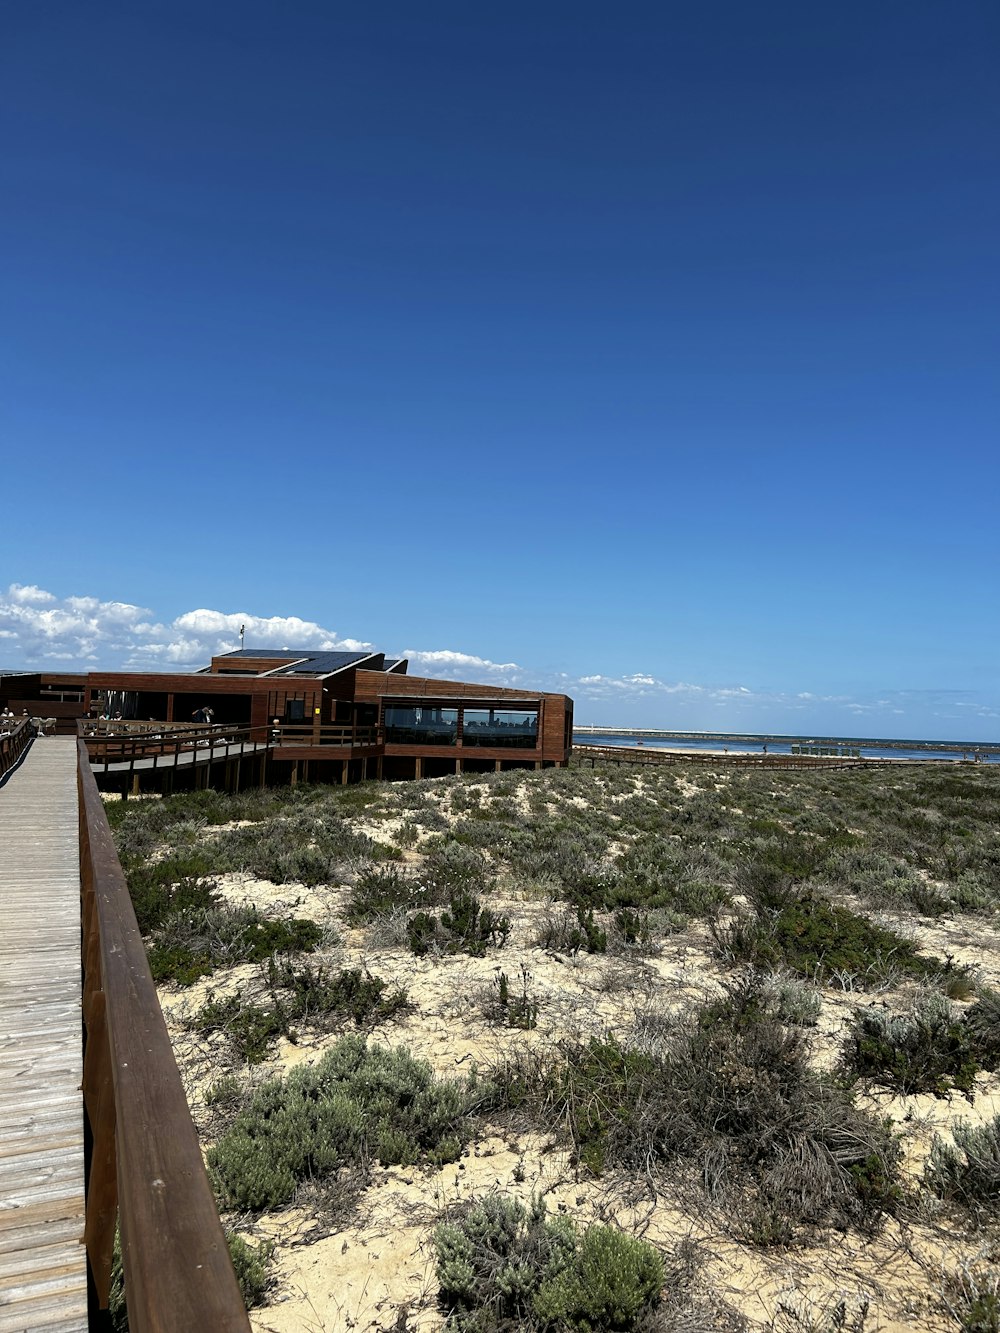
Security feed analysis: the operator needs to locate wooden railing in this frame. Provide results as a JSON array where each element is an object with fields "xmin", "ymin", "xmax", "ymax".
[
  {"xmin": 0, "ymin": 717, "xmax": 33, "ymax": 782},
  {"xmin": 77, "ymin": 740, "xmax": 251, "ymax": 1330},
  {"xmin": 79, "ymin": 720, "xmax": 265, "ymax": 775},
  {"xmin": 270, "ymin": 723, "xmax": 380, "ymax": 747}
]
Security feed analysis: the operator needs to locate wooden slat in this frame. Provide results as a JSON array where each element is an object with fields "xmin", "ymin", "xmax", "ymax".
[{"xmin": 0, "ymin": 736, "xmax": 87, "ymax": 1333}]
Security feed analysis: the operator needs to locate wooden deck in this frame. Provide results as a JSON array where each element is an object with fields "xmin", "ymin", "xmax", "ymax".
[{"xmin": 0, "ymin": 737, "xmax": 87, "ymax": 1332}]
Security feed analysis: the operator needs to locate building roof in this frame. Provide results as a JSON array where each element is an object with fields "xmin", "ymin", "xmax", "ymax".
[
  {"xmin": 270, "ymin": 651, "xmax": 378, "ymax": 676},
  {"xmin": 215, "ymin": 648, "xmax": 382, "ymax": 677},
  {"xmin": 219, "ymin": 650, "xmax": 302, "ymax": 660}
]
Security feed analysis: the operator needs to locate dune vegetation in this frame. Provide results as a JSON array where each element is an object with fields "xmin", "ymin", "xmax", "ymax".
[{"xmin": 106, "ymin": 758, "xmax": 1000, "ymax": 1332}]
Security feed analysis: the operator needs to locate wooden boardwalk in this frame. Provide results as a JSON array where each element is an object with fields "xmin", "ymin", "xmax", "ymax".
[{"xmin": 0, "ymin": 737, "xmax": 87, "ymax": 1332}]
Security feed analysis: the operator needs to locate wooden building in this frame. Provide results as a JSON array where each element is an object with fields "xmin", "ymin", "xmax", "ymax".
[{"xmin": 0, "ymin": 649, "xmax": 573, "ymax": 785}]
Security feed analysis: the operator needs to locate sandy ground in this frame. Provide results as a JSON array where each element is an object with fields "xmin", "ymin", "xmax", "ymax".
[{"xmin": 146, "ymin": 779, "xmax": 1000, "ymax": 1333}]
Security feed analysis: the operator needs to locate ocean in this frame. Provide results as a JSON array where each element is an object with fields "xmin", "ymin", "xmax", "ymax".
[{"xmin": 572, "ymin": 733, "xmax": 997, "ymax": 762}]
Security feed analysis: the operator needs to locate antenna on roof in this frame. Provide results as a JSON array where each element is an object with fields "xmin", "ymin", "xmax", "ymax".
[{"xmin": 239, "ymin": 623, "xmax": 245, "ymax": 651}]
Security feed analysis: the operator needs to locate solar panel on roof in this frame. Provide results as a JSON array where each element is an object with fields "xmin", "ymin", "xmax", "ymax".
[{"xmin": 274, "ymin": 651, "xmax": 375, "ymax": 675}]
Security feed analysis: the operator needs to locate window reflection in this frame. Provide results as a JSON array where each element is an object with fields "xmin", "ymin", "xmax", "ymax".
[
  {"xmin": 385, "ymin": 705, "xmax": 459, "ymax": 745},
  {"xmin": 463, "ymin": 709, "xmax": 538, "ymax": 749}
]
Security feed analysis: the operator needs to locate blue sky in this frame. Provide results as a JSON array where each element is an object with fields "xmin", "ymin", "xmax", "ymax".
[{"xmin": 2, "ymin": 3, "xmax": 997, "ymax": 739}]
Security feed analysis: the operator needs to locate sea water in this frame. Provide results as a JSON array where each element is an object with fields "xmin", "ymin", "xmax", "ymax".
[{"xmin": 573, "ymin": 734, "xmax": 996, "ymax": 762}]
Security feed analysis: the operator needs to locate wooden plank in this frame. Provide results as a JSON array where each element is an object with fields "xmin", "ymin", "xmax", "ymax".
[{"xmin": 0, "ymin": 737, "xmax": 87, "ymax": 1331}]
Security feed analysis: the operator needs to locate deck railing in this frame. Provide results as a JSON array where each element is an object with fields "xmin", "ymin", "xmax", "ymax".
[
  {"xmin": 77, "ymin": 739, "xmax": 251, "ymax": 1330},
  {"xmin": 0, "ymin": 716, "xmax": 33, "ymax": 782},
  {"xmin": 79, "ymin": 719, "xmax": 264, "ymax": 774},
  {"xmin": 269, "ymin": 722, "xmax": 380, "ymax": 747}
]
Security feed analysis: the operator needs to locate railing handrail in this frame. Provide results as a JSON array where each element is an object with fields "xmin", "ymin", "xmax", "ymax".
[
  {"xmin": 79, "ymin": 718, "xmax": 239, "ymax": 737},
  {"xmin": 77, "ymin": 740, "xmax": 251, "ymax": 1330},
  {"xmin": 271, "ymin": 722, "xmax": 380, "ymax": 745},
  {"xmin": 79, "ymin": 722, "xmax": 267, "ymax": 776},
  {"xmin": 0, "ymin": 716, "xmax": 33, "ymax": 782}
]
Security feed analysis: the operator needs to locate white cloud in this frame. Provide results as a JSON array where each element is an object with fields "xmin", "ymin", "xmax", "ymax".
[
  {"xmin": 7, "ymin": 584, "xmax": 56, "ymax": 605},
  {"xmin": 403, "ymin": 648, "xmax": 520, "ymax": 677},
  {"xmin": 0, "ymin": 584, "xmax": 370, "ymax": 671}
]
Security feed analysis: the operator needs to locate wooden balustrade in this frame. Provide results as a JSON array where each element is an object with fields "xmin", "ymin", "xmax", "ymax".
[
  {"xmin": 79, "ymin": 720, "xmax": 265, "ymax": 775},
  {"xmin": 0, "ymin": 717, "xmax": 33, "ymax": 782},
  {"xmin": 77, "ymin": 739, "xmax": 250, "ymax": 1330},
  {"xmin": 270, "ymin": 723, "xmax": 380, "ymax": 747}
]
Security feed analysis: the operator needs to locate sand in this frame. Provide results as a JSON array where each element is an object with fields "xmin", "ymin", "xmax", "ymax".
[{"xmin": 146, "ymin": 775, "xmax": 1000, "ymax": 1332}]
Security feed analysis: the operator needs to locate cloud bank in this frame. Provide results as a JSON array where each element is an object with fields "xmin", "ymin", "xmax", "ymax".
[
  {"xmin": 0, "ymin": 584, "xmax": 370, "ymax": 670},
  {"xmin": 2, "ymin": 583, "xmax": 994, "ymax": 735}
]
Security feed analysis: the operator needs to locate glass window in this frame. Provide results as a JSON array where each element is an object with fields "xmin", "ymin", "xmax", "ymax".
[
  {"xmin": 385, "ymin": 704, "xmax": 459, "ymax": 745},
  {"xmin": 462, "ymin": 708, "xmax": 538, "ymax": 748}
]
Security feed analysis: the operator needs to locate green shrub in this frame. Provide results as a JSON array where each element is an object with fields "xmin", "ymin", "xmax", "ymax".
[
  {"xmin": 108, "ymin": 1228, "xmax": 274, "ymax": 1328},
  {"xmin": 214, "ymin": 810, "xmax": 382, "ymax": 884},
  {"xmin": 125, "ymin": 858, "xmax": 221, "ymax": 935},
  {"xmin": 434, "ymin": 1193, "xmax": 662, "ymax": 1332},
  {"xmin": 965, "ymin": 991, "xmax": 1000, "ymax": 1069},
  {"xmin": 840, "ymin": 995, "xmax": 979, "ymax": 1098},
  {"xmin": 496, "ymin": 977, "xmax": 900, "ymax": 1239},
  {"xmin": 193, "ymin": 961, "xmax": 410, "ymax": 1062},
  {"xmin": 535, "ymin": 906, "xmax": 607, "ymax": 956},
  {"xmin": 407, "ymin": 891, "xmax": 510, "ymax": 957},
  {"xmin": 484, "ymin": 965, "xmax": 539, "ymax": 1030},
  {"xmin": 926, "ymin": 1115, "xmax": 1000, "ymax": 1220},
  {"xmin": 227, "ymin": 1234, "xmax": 276, "ymax": 1308},
  {"xmin": 209, "ymin": 1036, "xmax": 486, "ymax": 1211},
  {"xmin": 611, "ymin": 908, "xmax": 650, "ymax": 949},
  {"xmin": 347, "ymin": 864, "xmax": 425, "ymax": 923},
  {"xmin": 147, "ymin": 906, "xmax": 322, "ymax": 985},
  {"xmin": 712, "ymin": 883, "xmax": 941, "ymax": 988}
]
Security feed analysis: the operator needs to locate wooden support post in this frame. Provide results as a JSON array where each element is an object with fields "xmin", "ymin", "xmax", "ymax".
[
  {"xmin": 455, "ymin": 759, "xmax": 462, "ymax": 775},
  {"xmin": 414, "ymin": 757, "xmax": 423, "ymax": 780},
  {"xmin": 290, "ymin": 762, "xmax": 298, "ymax": 787},
  {"xmin": 376, "ymin": 756, "xmax": 383, "ymax": 779},
  {"xmin": 495, "ymin": 760, "xmax": 501, "ymax": 772},
  {"xmin": 341, "ymin": 760, "xmax": 348, "ymax": 785},
  {"xmin": 131, "ymin": 773, "xmax": 140, "ymax": 797}
]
